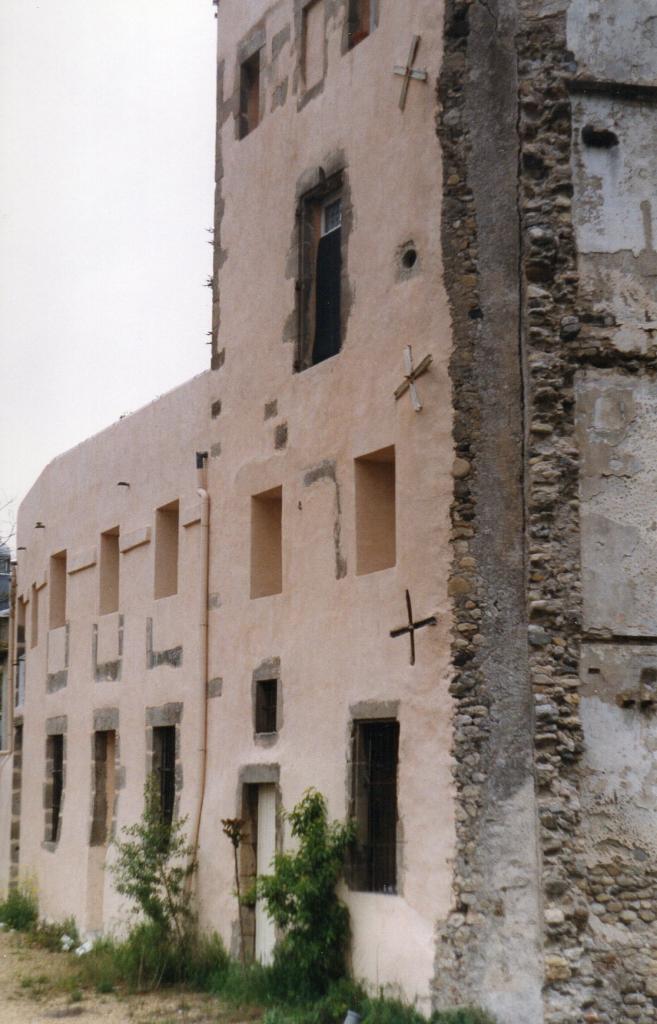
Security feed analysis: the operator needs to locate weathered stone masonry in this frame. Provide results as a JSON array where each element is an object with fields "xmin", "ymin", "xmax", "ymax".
[
  {"xmin": 439, "ymin": 0, "xmax": 657, "ymax": 1021},
  {"xmin": 435, "ymin": 0, "xmax": 543, "ymax": 1020}
]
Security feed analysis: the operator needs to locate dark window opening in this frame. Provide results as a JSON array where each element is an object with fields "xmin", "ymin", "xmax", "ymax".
[
  {"xmin": 348, "ymin": 0, "xmax": 374, "ymax": 48},
  {"xmin": 348, "ymin": 720, "xmax": 399, "ymax": 893},
  {"xmin": 91, "ymin": 730, "xmax": 116, "ymax": 846},
  {"xmin": 314, "ymin": 196, "xmax": 342, "ymax": 364},
  {"xmin": 153, "ymin": 726, "xmax": 176, "ymax": 829},
  {"xmin": 297, "ymin": 174, "xmax": 344, "ymax": 371},
  {"xmin": 240, "ymin": 50, "xmax": 261, "ymax": 139},
  {"xmin": 15, "ymin": 598, "xmax": 26, "ymax": 707},
  {"xmin": 581, "ymin": 124, "xmax": 619, "ymax": 149},
  {"xmin": 49, "ymin": 734, "xmax": 64, "ymax": 843},
  {"xmin": 255, "ymin": 679, "xmax": 278, "ymax": 734}
]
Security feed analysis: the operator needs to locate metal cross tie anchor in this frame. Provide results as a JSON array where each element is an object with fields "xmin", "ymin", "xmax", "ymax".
[
  {"xmin": 390, "ymin": 590, "xmax": 438, "ymax": 666},
  {"xmin": 394, "ymin": 35, "xmax": 428, "ymax": 111},
  {"xmin": 394, "ymin": 345, "xmax": 433, "ymax": 412}
]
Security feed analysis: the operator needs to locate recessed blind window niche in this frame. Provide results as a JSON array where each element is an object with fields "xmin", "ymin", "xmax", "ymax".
[
  {"xmin": 250, "ymin": 487, "xmax": 283, "ymax": 598},
  {"xmin": 355, "ymin": 446, "xmax": 396, "ymax": 574},
  {"xmin": 154, "ymin": 502, "xmax": 179, "ymax": 599},
  {"xmin": 49, "ymin": 551, "xmax": 67, "ymax": 630},
  {"xmin": 99, "ymin": 528, "xmax": 120, "ymax": 615}
]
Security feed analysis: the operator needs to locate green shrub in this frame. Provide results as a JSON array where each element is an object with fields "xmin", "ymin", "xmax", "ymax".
[
  {"xmin": 111, "ymin": 774, "xmax": 196, "ymax": 943},
  {"xmin": 0, "ymin": 886, "xmax": 38, "ymax": 931},
  {"xmin": 256, "ymin": 789, "xmax": 355, "ymax": 1002}
]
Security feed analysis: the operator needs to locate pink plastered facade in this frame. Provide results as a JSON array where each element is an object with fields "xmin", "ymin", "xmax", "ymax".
[{"xmin": 2, "ymin": 0, "xmax": 454, "ymax": 1009}]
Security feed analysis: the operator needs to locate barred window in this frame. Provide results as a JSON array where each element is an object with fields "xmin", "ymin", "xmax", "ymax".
[{"xmin": 348, "ymin": 720, "xmax": 399, "ymax": 893}]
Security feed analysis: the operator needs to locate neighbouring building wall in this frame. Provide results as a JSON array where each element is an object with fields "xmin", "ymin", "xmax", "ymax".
[{"xmin": 438, "ymin": 0, "xmax": 657, "ymax": 1022}]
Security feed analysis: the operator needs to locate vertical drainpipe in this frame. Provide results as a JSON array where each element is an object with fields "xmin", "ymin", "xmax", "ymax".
[
  {"xmin": 0, "ymin": 563, "xmax": 16, "ymax": 757},
  {"xmin": 187, "ymin": 452, "xmax": 210, "ymax": 893}
]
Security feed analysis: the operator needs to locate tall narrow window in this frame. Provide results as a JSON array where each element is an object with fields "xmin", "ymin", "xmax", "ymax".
[
  {"xmin": 15, "ymin": 598, "xmax": 26, "ymax": 707},
  {"xmin": 48, "ymin": 733, "xmax": 65, "ymax": 843},
  {"xmin": 348, "ymin": 0, "xmax": 375, "ymax": 48},
  {"xmin": 239, "ymin": 50, "xmax": 261, "ymax": 138},
  {"xmin": 303, "ymin": 0, "xmax": 325, "ymax": 91},
  {"xmin": 153, "ymin": 725, "xmax": 176, "ymax": 829},
  {"xmin": 349, "ymin": 720, "xmax": 399, "ymax": 893},
  {"xmin": 49, "ymin": 551, "xmax": 67, "ymax": 629},
  {"xmin": 99, "ymin": 529, "xmax": 120, "ymax": 615},
  {"xmin": 255, "ymin": 679, "xmax": 278, "ymax": 734},
  {"xmin": 30, "ymin": 584, "xmax": 39, "ymax": 649},
  {"xmin": 250, "ymin": 487, "xmax": 283, "ymax": 598},
  {"xmin": 91, "ymin": 730, "xmax": 116, "ymax": 845},
  {"xmin": 297, "ymin": 176, "xmax": 344, "ymax": 370},
  {"xmin": 314, "ymin": 196, "xmax": 342, "ymax": 363},
  {"xmin": 154, "ymin": 502, "xmax": 179, "ymax": 599},
  {"xmin": 355, "ymin": 446, "xmax": 396, "ymax": 574}
]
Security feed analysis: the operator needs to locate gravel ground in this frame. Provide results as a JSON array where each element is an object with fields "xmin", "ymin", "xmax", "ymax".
[{"xmin": 0, "ymin": 931, "xmax": 250, "ymax": 1024}]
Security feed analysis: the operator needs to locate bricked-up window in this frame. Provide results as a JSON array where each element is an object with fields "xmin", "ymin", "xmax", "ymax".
[
  {"xmin": 49, "ymin": 551, "xmax": 67, "ymax": 629},
  {"xmin": 355, "ymin": 446, "xmax": 396, "ymax": 575},
  {"xmin": 153, "ymin": 725, "xmax": 175, "ymax": 829},
  {"xmin": 239, "ymin": 50, "xmax": 261, "ymax": 139},
  {"xmin": 250, "ymin": 487, "xmax": 283, "ymax": 598},
  {"xmin": 349, "ymin": 720, "xmax": 399, "ymax": 893},
  {"xmin": 154, "ymin": 502, "xmax": 179, "ymax": 600},
  {"xmin": 90, "ymin": 731, "xmax": 116, "ymax": 846},
  {"xmin": 296, "ymin": 174, "xmax": 344, "ymax": 371},
  {"xmin": 99, "ymin": 528, "xmax": 120, "ymax": 615},
  {"xmin": 348, "ymin": 0, "xmax": 375, "ymax": 48},
  {"xmin": 48, "ymin": 734, "xmax": 64, "ymax": 843},
  {"xmin": 255, "ymin": 679, "xmax": 278, "ymax": 734}
]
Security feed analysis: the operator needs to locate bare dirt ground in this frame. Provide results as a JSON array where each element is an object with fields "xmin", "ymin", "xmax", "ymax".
[{"xmin": 0, "ymin": 931, "xmax": 257, "ymax": 1024}]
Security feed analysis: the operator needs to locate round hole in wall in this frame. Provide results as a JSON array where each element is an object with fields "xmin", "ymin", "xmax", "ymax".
[{"xmin": 401, "ymin": 247, "xmax": 418, "ymax": 270}]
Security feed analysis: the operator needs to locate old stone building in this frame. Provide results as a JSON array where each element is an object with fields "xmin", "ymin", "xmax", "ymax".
[{"xmin": 2, "ymin": 1, "xmax": 657, "ymax": 1022}]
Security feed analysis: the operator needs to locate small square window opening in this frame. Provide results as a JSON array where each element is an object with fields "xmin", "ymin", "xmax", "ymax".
[{"xmin": 255, "ymin": 679, "xmax": 278, "ymax": 734}]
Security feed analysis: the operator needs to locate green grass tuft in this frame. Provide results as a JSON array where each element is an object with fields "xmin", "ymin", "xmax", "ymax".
[{"xmin": 0, "ymin": 887, "xmax": 38, "ymax": 932}]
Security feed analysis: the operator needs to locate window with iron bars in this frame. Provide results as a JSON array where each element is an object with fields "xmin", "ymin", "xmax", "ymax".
[{"xmin": 347, "ymin": 720, "xmax": 399, "ymax": 893}]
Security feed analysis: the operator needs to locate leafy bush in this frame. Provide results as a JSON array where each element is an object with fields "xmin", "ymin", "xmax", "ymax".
[
  {"xmin": 111, "ymin": 774, "xmax": 195, "ymax": 943},
  {"xmin": 256, "ymin": 789, "xmax": 355, "ymax": 1002},
  {"xmin": 0, "ymin": 886, "xmax": 38, "ymax": 931}
]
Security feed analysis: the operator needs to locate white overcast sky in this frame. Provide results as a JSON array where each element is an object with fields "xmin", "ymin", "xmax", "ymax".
[{"xmin": 0, "ymin": 0, "xmax": 217, "ymax": 548}]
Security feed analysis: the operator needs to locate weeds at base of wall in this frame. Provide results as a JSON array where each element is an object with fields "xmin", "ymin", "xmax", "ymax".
[
  {"xmin": 77, "ymin": 942, "xmax": 495, "ymax": 1024},
  {"xmin": 0, "ymin": 899, "xmax": 494, "ymax": 1024},
  {"xmin": 0, "ymin": 886, "xmax": 38, "ymax": 931},
  {"xmin": 0, "ymin": 885, "xmax": 80, "ymax": 952}
]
